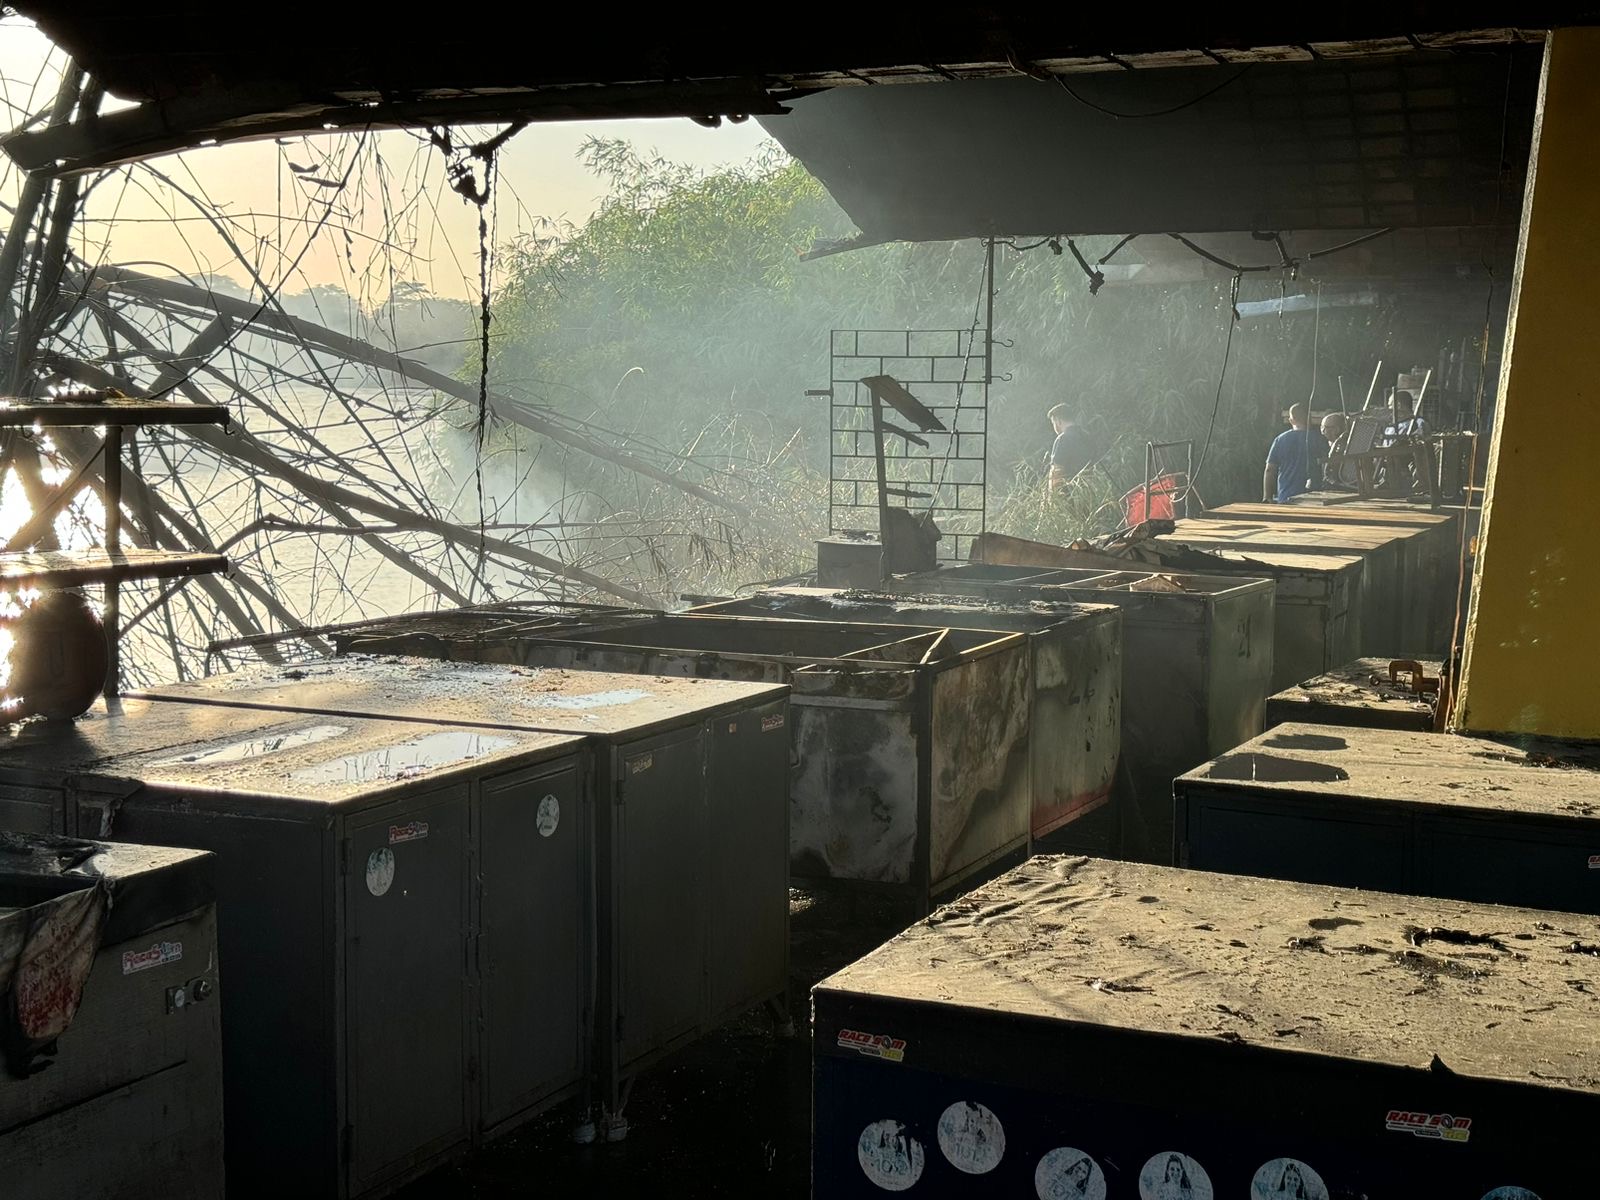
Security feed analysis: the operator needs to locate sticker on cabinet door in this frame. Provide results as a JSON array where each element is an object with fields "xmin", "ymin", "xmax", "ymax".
[
  {"xmin": 122, "ymin": 941, "xmax": 183, "ymax": 975},
  {"xmin": 537, "ymin": 794, "xmax": 560, "ymax": 837},
  {"xmin": 857, "ymin": 1120, "xmax": 923, "ymax": 1192},
  {"xmin": 1250, "ymin": 1158, "xmax": 1328, "ymax": 1200},
  {"xmin": 762, "ymin": 713, "xmax": 785, "ymax": 732},
  {"xmin": 1385, "ymin": 1110, "xmax": 1471, "ymax": 1143},
  {"xmin": 1139, "ymin": 1151, "xmax": 1214, "ymax": 1200},
  {"xmin": 1035, "ymin": 1147, "xmax": 1106, "ymax": 1200},
  {"xmin": 388, "ymin": 820, "xmax": 428, "ymax": 845},
  {"xmin": 366, "ymin": 848, "xmax": 395, "ymax": 897},
  {"xmin": 937, "ymin": 1100, "xmax": 1004, "ymax": 1175}
]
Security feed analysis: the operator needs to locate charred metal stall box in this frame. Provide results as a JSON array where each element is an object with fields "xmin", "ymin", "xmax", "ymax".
[
  {"xmin": 128, "ymin": 658, "xmax": 791, "ymax": 1137},
  {"xmin": 0, "ymin": 836, "xmax": 221, "ymax": 1199},
  {"xmin": 1201, "ymin": 502, "xmax": 1460, "ymax": 652},
  {"xmin": 0, "ymin": 702, "xmax": 588, "ymax": 1199},
  {"xmin": 326, "ymin": 599, "xmax": 656, "ymax": 658},
  {"xmin": 1172, "ymin": 516, "xmax": 1437, "ymax": 657},
  {"xmin": 1174, "ymin": 549, "xmax": 1363, "ymax": 688},
  {"xmin": 340, "ymin": 610, "xmax": 1039, "ymax": 910},
  {"xmin": 1265, "ymin": 657, "xmax": 1440, "ymax": 732},
  {"xmin": 813, "ymin": 855, "xmax": 1595, "ymax": 1200},
  {"xmin": 679, "ymin": 595, "xmax": 1122, "ymax": 853},
  {"xmin": 939, "ymin": 551, "xmax": 1350, "ymax": 694},
  {"xmin": 1176, "ymin": 722, "xmax": 1600, "ymax": 913},
  {"xmin": 843, "ymin": 565, "xmax": 1272, "ymax": 863}
]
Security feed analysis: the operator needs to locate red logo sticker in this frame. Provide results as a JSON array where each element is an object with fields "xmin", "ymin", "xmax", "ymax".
[
  {"xmin": 389, "ymin": 821, "xmax": 429, "ymax": 845},
  {"xmin": 1385, "ymin": 1110, "xmax": 1471, "ymax": 1143},
  {"xmin": 838, "ymin": 1028, "xmax": 906, "ymax": 1063}
]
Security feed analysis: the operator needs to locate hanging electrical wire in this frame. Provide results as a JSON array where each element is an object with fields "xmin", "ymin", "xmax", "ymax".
[{"xmin": 1177, "ymin": 272, "xmax": 1243, "ymax": 505}]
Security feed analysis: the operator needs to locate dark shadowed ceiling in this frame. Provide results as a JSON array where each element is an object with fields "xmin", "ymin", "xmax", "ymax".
[
  {"xmin": 2, "ymin": 4, "xmax": 1585, "ymax": 174},
  {"xmin": 755, "ymin": 47, "xmax": 1543, "ymax": 245}
]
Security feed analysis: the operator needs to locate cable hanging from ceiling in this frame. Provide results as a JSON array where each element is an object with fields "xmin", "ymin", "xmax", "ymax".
[{"xmin": 1000, "ymin": 227, "xmax": 1394, "ymax": 294}]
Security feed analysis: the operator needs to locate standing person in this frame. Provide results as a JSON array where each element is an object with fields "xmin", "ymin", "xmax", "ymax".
[
  {"xmin": 1262, "ymin": 402, "xmax": 1325, "ymax": 503},
  {"xmin": 1319, "ymin": 412, "xmax": 1347, "ymax": 450},
  {"xmin": 1046, "ymin": 403, "xmax": 1093, "ymax": 494},
  {"xmin": 1319, "ymin": 412, "xmax": 1356, "ymax": 487},
  {"xmin": 1383, "ymin": 391, "xmax": 1429, "ymax": 443}
]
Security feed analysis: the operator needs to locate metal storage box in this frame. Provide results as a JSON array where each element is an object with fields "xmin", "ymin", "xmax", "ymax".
[
  {"xmin": 342, "ymin": 610, "xmax": 1057, "ymax": 892},
  {"xmin": 1214, "ymin": 500, "xmax": 1465, "ymax": 651},
  {"xmin": 325, "ymin": 599, "xmax": 656, "ymax": 657},
  {"xmin": 849, "ymin": 565, "xmax": 1274, "ymax": 863},
  {"xmin": 1176, "ymin": 722, "xmax": 1600, "ymax": 913},
  {"xmin": 1173, "ymin": 516, "xmax": 1438, "ymax": 656},
  {"xmin": 814, "ymin": 855, "xmax": 1594, "ymax": 1200},
  {"xmin": 1266, "ymin": 657, "xmax": 1440, "ymax": 732},
  {"xmin": 0, "ymin": 836, "xmax": 222, "ymax": 1199},
  {"xmin": 128, "ymin": 658, "xmax": 791, "ymax": 1137},
  {"xmin": 817, "ymin": 535, "xmax": 887, "ymax": 588},
  {"xmin": 680, "ymin": 595, "xmax": 1123, "ymax": 852},
  {"xmin": 948, "ymin": 550, "xmax": 1354, "ymax": 693},
  {"xmin": 0, "ymin": 702, "xmax": 589, "ymax": 1198}
]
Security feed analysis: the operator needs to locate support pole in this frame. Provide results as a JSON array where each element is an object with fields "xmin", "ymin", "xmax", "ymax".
[
  {"xmin": 103, "ymin": 425, "xmax": 123, "ymax": 697},
  {"xmin": 1454, "ymin": 29, "xmax": 1600, "ymax": 738}
]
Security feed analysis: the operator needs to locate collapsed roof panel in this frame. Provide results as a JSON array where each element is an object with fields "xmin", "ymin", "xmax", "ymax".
[
  {"xmin": 756, "ymin": 47, "xmax": 1543, "ymax": 245},
  {"xmin": 2, "ymin": 3, "xmax": 1572, "ymax": 173}
]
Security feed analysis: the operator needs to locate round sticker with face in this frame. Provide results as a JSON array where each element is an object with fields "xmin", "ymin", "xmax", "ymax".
[
  {"xmin": 1251, "ymin": 1158, "xmax": 1328, "ymax": 1200},
  {"xmin": 1480, "ymin": 1190, "xmax": 1542, "ymax": 1200},
  {"xmin": 1139, "ymin": 1151, "xmax": 1214, "ymax": 1200},
  {"xmin": 857, "ymin": 1120, "xmax": 924, "ymax": 1192},
  {"xmin": 537, "ymin": 794, "xmax": 560, "ymax": 838},
  {"xmin": 1035, "ymin": 1146, "xmax": 1107, "ymax": 1200},
  {"xmin": 937, "ymin": 1100, "xmax": 1005, "ymax": 1174},
  {"xmin": 365, "ymin": 848, "xmax": 395, "ymax": 897}
]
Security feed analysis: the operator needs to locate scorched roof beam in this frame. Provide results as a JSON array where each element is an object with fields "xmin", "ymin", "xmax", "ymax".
[{"xmin": 2, "ymin": 78, "xmax": 797, "ymax": 176}]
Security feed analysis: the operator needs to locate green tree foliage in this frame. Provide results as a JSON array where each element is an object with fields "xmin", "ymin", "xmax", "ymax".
[{"xmin": 488, "ymin": 137, "xmax": 1401, "ymax": 586}]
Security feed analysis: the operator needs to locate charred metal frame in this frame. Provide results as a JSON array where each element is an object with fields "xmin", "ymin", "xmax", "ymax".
[{"xmin": 824, "ymin": 329, "xmax": 989, "ymax": 563}]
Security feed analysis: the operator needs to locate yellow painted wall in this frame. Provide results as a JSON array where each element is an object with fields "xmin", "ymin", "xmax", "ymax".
[{"xmin": 1455, "ymin": 28, "xmax": 1600, "ymax": 738}]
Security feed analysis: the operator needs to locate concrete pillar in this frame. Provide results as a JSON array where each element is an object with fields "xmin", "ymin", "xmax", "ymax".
[{"xmin": 1454, "ymin": 28, "xmax": 1600, "ymax": 738}]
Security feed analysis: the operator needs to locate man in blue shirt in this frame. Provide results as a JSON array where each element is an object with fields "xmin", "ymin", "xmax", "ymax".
[{"xmin": 1263, "ymin": 403, "xmax": 1325, "ymax": 503}]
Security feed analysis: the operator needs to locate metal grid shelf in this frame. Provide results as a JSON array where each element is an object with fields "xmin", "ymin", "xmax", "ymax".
[{"xmin": 826, "ymin": 329, "xmax": 987, "ymax": 563}]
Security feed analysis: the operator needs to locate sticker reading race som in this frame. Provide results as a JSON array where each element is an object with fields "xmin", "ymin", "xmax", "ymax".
[
  {"xmin": 1385, "ymin": 1110, "xmax": 1472, "ymax": 1143},
  {"xmin": 122, "ymin": 941, "xmax": 183, "ymax": 975},
  {"xmin": 837, "ymin": 1028, "xmax": 906, "ymax": 1063},
  {"xmin": 388, "ymin": 820, "xmax": 429, "ymax": 845}
]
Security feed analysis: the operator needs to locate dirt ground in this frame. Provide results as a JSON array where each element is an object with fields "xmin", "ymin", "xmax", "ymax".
[{"xmin": 396, "ymin": 890, "xmax": 907, "ymax": 1199}]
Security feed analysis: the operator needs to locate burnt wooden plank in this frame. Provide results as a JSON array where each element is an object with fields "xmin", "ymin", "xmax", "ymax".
[
  {"xmin": 0, "ymin": 548, "xmax": 227, "ymax": 589},
  {"xmin": 0, "ymin": 397, "xmax": 228, "ymax": 428}
]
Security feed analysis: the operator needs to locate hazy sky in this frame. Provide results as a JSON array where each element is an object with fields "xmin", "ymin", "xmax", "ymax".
[{"xmin": 0, "ymin": 15, "xmax": 772, "ymax": 301}]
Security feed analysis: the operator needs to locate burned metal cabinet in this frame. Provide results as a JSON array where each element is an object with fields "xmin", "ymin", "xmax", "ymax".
[
  {"xmin": 855, "ymin": 566, "xmax": 1273, "ymax": 864},
  {"xmin": 0, "ymin": 837, "xmax": 222, "ymax": 1199},
  {"xmin": 1176, "ymin": 723, "xmax": 1600, "ymax": 913},
  {"xmin": 1202, "ymin": 502, "xmax": 1461, "ymax": 651},
  {"xmin": 1173, "ymin": 517, "xmax": 1435, "ymax": 657},
  {"xmin": 1155, "ymin": 549, "xmax": 1362, "ymax": 689},
  {"xmin": 782, "ymin": 644, "xmax": 1029, "ymax": 909},
  {"xmin": 329, "ymin": 599, "xmax": 656, "ymax": 660},
  {"xmin": 0, "ymin": 704, "xmax": 589, "ymax": 1199},
  {"xmin": 814, "ymin": 856, "xmax": 1597, "ymax": 1200},
  {"xmin": 1265, "ymin": 657, "xmax": 1440, "ymax": 732},
  {"xmin": 127, "ymin": 658, "xmax": 791, "ymax": 1138},
  {"xmin": 684, "ymin": 592, "xmax": 1123, "ymax": 853},
  {"xmin": 533, "ymin": 616, "xmax": 1030, "ymax": 911},
  {"xmin": 332, "ymin": 611, "xmax": 1038, "ymax": 912}
]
